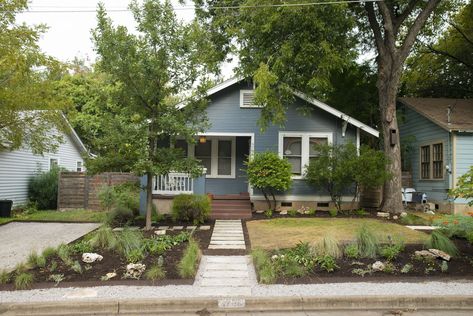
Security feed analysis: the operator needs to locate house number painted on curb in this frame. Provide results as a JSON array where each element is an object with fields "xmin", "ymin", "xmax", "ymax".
[{"xmin": 218, "ymin": 298, "xmax": 246, "ymax": 308}]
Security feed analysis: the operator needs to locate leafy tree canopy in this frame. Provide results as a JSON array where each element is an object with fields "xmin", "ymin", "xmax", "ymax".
[{"xmin": 0, "ymin": 0, "xmax": 69, "ymax": 154}]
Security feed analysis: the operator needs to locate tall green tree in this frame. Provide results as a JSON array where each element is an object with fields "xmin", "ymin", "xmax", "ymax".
[
  {"xmin": 0, "ymin": 0, "xmax": 68, "ymax": 154},
  {"xmin": 92, "ymin": 0, "xmax": 214, "ymax": 229},
  {"xmin": 402, "ymin": 1, "xmax": 473, "ymax": 98},
  {"xmin": 195, "ymin": 0, "xmax": 460, "ymax": 214}
]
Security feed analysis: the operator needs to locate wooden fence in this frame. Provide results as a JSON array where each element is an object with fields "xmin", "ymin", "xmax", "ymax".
[
  {"xmin": 58, "ymin": 172, "xmax": 139, "ymax": 210},
  {"xmin": 359, "ymin": 186, "xmax": 383, "ymax": 209}
]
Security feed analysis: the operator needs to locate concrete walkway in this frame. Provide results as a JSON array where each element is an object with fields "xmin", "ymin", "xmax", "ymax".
[
  {"xmin": 208, "ymin": 220, "xmax": 245, "ymax": 250},
  {"xmin": 0, "ymin": 222, "xmax": 100, "ymax": 271}
]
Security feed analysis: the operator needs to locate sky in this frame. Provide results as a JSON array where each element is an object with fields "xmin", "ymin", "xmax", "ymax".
[{"xmin": 17, "ymin": 0, "xmax": 236, "ymax": 77}]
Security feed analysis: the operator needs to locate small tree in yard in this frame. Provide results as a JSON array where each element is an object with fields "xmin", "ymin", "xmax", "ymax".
[
  {"xmin": 245, "ymin": 152, "xmax": 292, "ymax": 211},
  {"xmin": 449, "ymin": 166, "xmax": 473, "ymax": 206},
  {"xmin": 305, "ymin": 143, "xmax": 389, "ymax": 212}
]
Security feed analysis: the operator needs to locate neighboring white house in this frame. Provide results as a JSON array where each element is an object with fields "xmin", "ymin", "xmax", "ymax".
[{"xmin": 0, "ymin": 117, "xmax": 87, "ymax": 207}]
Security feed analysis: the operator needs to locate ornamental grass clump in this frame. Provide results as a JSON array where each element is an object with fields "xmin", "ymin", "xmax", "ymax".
[
  {"xmin": 90, "ymin": 225, "xmax": 117, "ymax": 250},
  {"xmin": 14, "ymin": 272, "xmax": 34, "ymax": 290},
  {"xmin": 116, "ymin": 228, "xmax": 145, "ymax": 258},
  {"xmin": 356, "ymin": 224, "xmax": 379, "ymax": 258},
  {"xmin": 251, "ymin": 248, "xmax": 276, "ymax": 284},
  {"xmin": 0, "ymin": 270, "xmax": 10, "ymax": 284},
  {"xmin": 425, "ymin": 230, "xmax": 459, "ymax": 257},
  {"xmin": 344, "ymin": 243, "xmax": 359, "ymax": 259},
  {"xmin": 312, "ymin": 235, "xmax": 341, "ymax": 259},
  {"xmin": 145, "ymin": 264, "xmax": 166, "ymax": 282},
  {"xmin": 178, "ymin": 238, "xmax": 201, "ymax": 278}
]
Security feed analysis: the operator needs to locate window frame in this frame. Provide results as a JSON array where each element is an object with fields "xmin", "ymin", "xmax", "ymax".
[
  {"xmin": 419, "ymin": 141, "xmax": 445, "ymax": 181},
  {"xmin": 76, "ymin": 160, "xmax": 83, "ymax": 172},
  {"xmin": 278, "ymin": 132, "xmax": 333, "ymax": 180}
]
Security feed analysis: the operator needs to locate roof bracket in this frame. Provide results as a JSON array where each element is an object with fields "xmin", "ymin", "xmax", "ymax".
[{"xmin": 342, "ymin": 119, "xmax": 348, "ymax": 137}]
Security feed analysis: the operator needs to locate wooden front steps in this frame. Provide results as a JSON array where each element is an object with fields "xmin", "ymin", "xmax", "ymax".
[{"xmin": 210, "ymin": 194, "xmax": 252, "ymax": 220}]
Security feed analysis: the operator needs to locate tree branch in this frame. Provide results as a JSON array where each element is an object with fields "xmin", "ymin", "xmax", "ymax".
[
  {"xmin": 426, "ymin": 44, "xmax": 473, "ymax": 70},
  {"xmin": 365, "ymin": 2, "xmax": 386, "ymax": 59},
  {"xmin": 398, "ymin": 0, "xmax": 442, "ymax": 66},
  {"xmin": 393, "ymin": 0, "xmax": 420, "ymax": 34},
  {"xmin": 378, "ymin": 2, "xmax": 397, "ymax": 55},
  {"xmin": 446, "ymin": 19, "xmax": 473, "ymax": 47}
]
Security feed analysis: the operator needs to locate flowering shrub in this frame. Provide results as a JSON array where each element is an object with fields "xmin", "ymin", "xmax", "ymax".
[{"xmin": 434, "ymin": 215, "xmax": 473, "ymax": 240}]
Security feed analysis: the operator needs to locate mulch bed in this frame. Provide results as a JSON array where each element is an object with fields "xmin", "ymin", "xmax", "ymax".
[
  {"xmin": 0, "ymin": 228, "xmax": 212, "ymax": 291},
  {"xmin": 266, "ymin": 239, "xmax": 473, "ymax": 284},
  {"xmin": 251, "ymin": 209, "xmax": 384, "ymax": 221}
]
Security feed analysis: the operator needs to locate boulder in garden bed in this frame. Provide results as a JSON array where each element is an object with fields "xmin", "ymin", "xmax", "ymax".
[
  {"xmin": 372, "ymin": 261, "xmax": 385, "ymax": 272},
  {"xmin": 414, "ymin": 250, "xmax": 437, "ymax": 259},
  {"xmin": 428, "ymin": 249, "xmax": 451, "ymax": 261},
  {"xmin": 124, "ymin": 263, "xmax": 146, "ymax": 279},
  {"xmin": 82, "ymin": 253, "xmax": 103, "ymax": 263}
]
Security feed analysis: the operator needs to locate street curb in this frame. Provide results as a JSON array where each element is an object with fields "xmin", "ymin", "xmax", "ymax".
[{"xmin": 1, "ymin": 295, "xmax": 473, "ymax": 315}]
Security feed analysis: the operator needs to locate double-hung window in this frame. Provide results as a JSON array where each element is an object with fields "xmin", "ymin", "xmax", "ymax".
[
  {"xmin": 420, "ymin": 142, "xmax": 443, "ymax": 180},
  {"xmin": 279, "ymin": 132, "xmax": 332, "ymax": 179}
]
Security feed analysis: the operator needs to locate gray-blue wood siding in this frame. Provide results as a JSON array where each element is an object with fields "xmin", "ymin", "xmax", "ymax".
[
  {"xmin": 454, "ymin": 133, "xmax": 473, "ymax": 204},
  {"xmin": 204, "ymin": 81, "xmax": 357, "ymax": 196},
  {"xmin": 399, "ymin": 105, "xmax": 451, "ymax": 202}
]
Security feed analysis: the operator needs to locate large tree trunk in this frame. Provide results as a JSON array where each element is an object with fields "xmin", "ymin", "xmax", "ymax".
[
  {"xmin": 145, "ymin": 171, "xmax": 153, "ymax": 230},
  {"xmin": 377, "ymin": 58, "xmax": 404, "ymax": 214}
]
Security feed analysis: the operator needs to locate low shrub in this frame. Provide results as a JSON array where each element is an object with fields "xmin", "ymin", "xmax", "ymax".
[
  {"xmin": 312, "ymin": 235, "xmax": 341, "ymax": 259},
  {"xmin": 434, "ymin": 215, "xmax": 473, "ymax": 240},
  {"xmin": 344, "ymin": 243, "xmax": 359, "ymax": 259},
  {"xmin": 287, "ymin": 209, "xmax": 298, "ymax": 217},
  {"xmin": 306, "ymin": 208, "xmax": 316, "ymax": 216},
  {"xmin": 264, "ymin": 209, "xmax": 273, "ymax": 218},
  {"xmin": 353, "ymin": 209, "xmax": 370, "ymax": 216},
  {"xmin": 172, "ymin": 194, "xmax": 211, "ymax": 225},
  {"xmin": 14, "ymin": 272, "xmax": 34, "ymax": 290},
  {"xmin": 425, "ymin": 230, "xmax": 459, "ymax": 257},
  {"xmin": 467, "ymin": 231, "xmax": 473, "ymax": 245},
  {"xmin": 328, "ymin": 209, "xmax": 338, "ymax": 217},
  {"xmin": 251, "ymin": 249, "xmax": 276, "ymax": 284},
  {"xmin": 356, "ymin": 224, "xmax": 379, "ymax": 258},
  {"xmin": 126, "ymin": 248, "xmax": 145, "ymax": 263},
  {"xmin": 98, "ymin": 182, "xmax": 140, "ymax": 214},
  {"xmin": 399, "ymin": 213, "xmax": 430, "ymax": 226},
  {"xmin": 178, "ymin": 238, "xmax": 201, "ymax": 278},
  {"xmin": 316, "ymin": 255, "xmax": 339, "ymax": 272},
  {"xmin": 379, "ymin": 243, "xmax": 404, "ymax": 261},
  {"xmin": 145, "ymin": 264, "xmax": 166, "ymax": 281},
  {"xmin": 70, "ymin": 239, "xmax": 93, "ymax": 254},
  {"xmin": 27, "ymin": 166, "xmax": 61, "ymax": 210},
  {"xmin": 106, "ymin": 206, "xmax": 134, "ymax": 227}
]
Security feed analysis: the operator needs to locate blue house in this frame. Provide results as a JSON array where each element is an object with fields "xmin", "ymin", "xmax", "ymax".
[
  {"xmin": 142, "ymin": 77, "xmax": 379, "ymax": 219},
  {"xmin": 399, "ymin": 97, "xmax": 473, "ymax": 214}
]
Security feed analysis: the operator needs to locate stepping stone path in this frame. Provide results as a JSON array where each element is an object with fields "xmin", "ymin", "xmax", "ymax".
[
  {"xmin": 406, "ymin": 225, "xmax": 439, "ymax": 231},
  {"xmin": 208, "ymin": 220, "xmax": 245, "ymax": 249}
]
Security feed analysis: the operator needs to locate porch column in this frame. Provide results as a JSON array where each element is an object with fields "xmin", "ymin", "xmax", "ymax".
[{"xmin": 193, "ymin": 173, "xmax": 206, "ymax": 195}]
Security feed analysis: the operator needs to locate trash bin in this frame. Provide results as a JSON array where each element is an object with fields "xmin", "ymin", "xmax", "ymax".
[
  {"xmin": 0, "ymin": 200, "xmax": 13, "ymax": 217},
  {"xmin": 411, "ymin": 192, "xmax": 424, "ymax": 203}
]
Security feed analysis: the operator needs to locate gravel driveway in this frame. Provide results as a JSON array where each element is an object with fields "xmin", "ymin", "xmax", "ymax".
[{"xmin": 0, "ymin": 222, "xmax": 100, "ymax": 271}]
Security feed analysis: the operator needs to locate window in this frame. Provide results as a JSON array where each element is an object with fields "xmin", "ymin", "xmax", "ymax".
[
  {"xmin": 49, "ymin": 158, "xmax": 58, "ymax": 170},
  {"xmin": 420, "ymin": 145, "xmax": 430, "ymax": 179},
  {"xmin": 76, "ymin": 161, "xmax": 83, "ymax": 172},
  {"xmin": 218, "ymin": 140, "xmax": 232, "ymax": 176},
  {"xmin": 174, "ymin": 139, "xmax": 188, "ymax": 157},
  {"xmin": 195, "ymin": 140, "xmax": 212, "ymax": 175},
  {"xmin": 433, "ymin": 143, "xmax": 443, "ymax": 179},
  {"xmin": 279, "ymin": 132, "xmax": 332, "ymax": 178},
  {"xmin": 420, "ymin": 142, "xmax": 444, "ymax": 180}
]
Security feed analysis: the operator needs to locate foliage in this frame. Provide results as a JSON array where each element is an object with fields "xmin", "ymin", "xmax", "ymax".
[
  {"xmin": 328, "ymin": 209, "xmax": 338, "ymax": 217},
  {"xmin": 312, "ymin": 236, "xmax": 341, "ymax": 259},
  {"xmin": 305, "ymin": 144, "xmax": 389, "ymax": 212},
  {"xmin": 356, "ymin": 224, "xmax": 379, "ymax": 258},
  {"xmin": 399, "ymin": 213, "xmax": 430, "ymax": 226},
  {"xmin": 353, "ymin": 209, "xmax": 370, "ymax": 216},
  {"xmin": 351, "ymin": 267, "xmax": 372, "ymax": 277},
  {"xmin": 70, "ymin": 261, "xmax": 83, "ymax": 274},
  {"xmin": 383, "ymin": 262, "xmax": 397, "ymax": 274},
  {"xmin": 49, "ymin": 261, "xmax": 58, "ymax": 273},
  {"xmin": 401, "ymin": 263, "xmax": 413, "ymax": 274},
  {"xmin": 379, "ymin": 241, "xmax": 405, "ymax": 261},
  {"xmin": 0, "ymin": 270, "xmax": 10, "ymax": 284},
  {"xmin": 171, "ymin": 194, "xmax": 211, "ymax": 225},
  {"xmin": 306, "ymin": 208, "xmax": 316, "ymax": 216},
  {"xmin": 0, "ymin": 0, "xmax": 68, "ymax": 154},
  {"xmin": 316, "ymin": 255, "xmax": 339, "ymax": 273},
  {"xmin": 441, "ymin": 261, "xmax": 449, "ymax": 273},
  {"xmin": 115, "ymin": 229, "xmax": 145, "ymax": 258},
  {"xmin": 434, "ymin": 215, "xmax": 473, "ymax": 240},
  {"xmin": 69, "ymin": 239, "xmax": 93, "ymax": 255},
  {"xmin": 57, "ymin": 244, "xmax": 72, "ymax": 265},
  {"xmin": 145, "ymin": 264, "xmax": 166, "ymax": 282},
  {"xmin": 126, "ymin": 248, "xmax": 145, "ymax": 263},
  {"xmin": 14, "ymin": 272, "xmax": 34, "ymax": 290},
  {"xmin": 27, "ymin": 251, "xmax": 46, "ymax": 269},
  {"xmin": 91, "ymin": 0, "xmax": 215, "ymax": 229},
  {"xmin": 450, "ymin": 167, "xmax": 473, "ymax": 206},
  {"xmin": 287, "ymin": 209, "xmax": 298, "ymax": 217},
  {"xmin": 27, "ymin": 167, "xmax": 62, "ymax": 210},
  {"xmin": 403, "ymin": 2, "xmax": 473, "ymax": 98},
  {"xmin": 89, "ymin": 225, "xmax": 117, "ymax": 250},
  {"xmin": 49, "ymin": 274, "xmax": 65, "ymax": 286},
  {"xmin": 425, "ymin": 230, "xmax": 459, "ymax": 257},
  {"xmin": 251, "ymin": 249, "xmax": 276, "ymax": 284},
  {"xmin": 41, "ymin": 247, "xmax": 57, "ymax": 260},
  {"xmin": 98, "ymin": 182, "xmax": 140, "ymax": 214},
  {"xmin": 264, "ymin": 209, "xmax": 273, "ymax": 218},
  {"xmin": 245, "ymin": 152, "xmax": 292, "ymax": 210},
  {"xmin": 344, "ymin": 243, "xmax": 360, "ymax": 259},
  {"xmin": 273, "ymin": 242, "xmax": 316, "ymax": 277},
  {"xmin": 106, "ymin": 206, "xmax": 135, "ymax": 227},
  {"xmin": 145, "ymin": 231, "xmax": 190, "ymax": 256},
  {"xmin": 178, "ymin": 238, "xmax": 201, "ymax": 278}
]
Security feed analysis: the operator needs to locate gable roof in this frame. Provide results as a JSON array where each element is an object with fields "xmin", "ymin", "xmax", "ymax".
[
  {"xmin": 178, "ymin": 77, "xmax": 379, "ymax": 137},
  {"xmin": 61, "ymin": 113, "xmax": 88, "ymax": 154},
  {"xmin": 399, "ymin": 97, "xmax": 473, "ymax": 132}
]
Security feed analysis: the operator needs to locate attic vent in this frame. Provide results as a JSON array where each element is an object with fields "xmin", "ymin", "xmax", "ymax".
[{"xmin": 240, "ymin": 90, "xmax": 261, "ymax": 108}]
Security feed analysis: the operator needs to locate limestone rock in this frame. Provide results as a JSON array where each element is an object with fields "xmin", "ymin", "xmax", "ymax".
[
  {"xmin": 279, "ymin": 210, "xmax": 288, "ymax": 215},
  {"xmin": 154, "ymin": 230, "xmax": 166, "ymax": 235},
  {"xmin": 101, "ymin": 272, "xmax": 117, "ymax": 281},
  {"xmin": 124, "ymin": 263, "xmax": 146, "ymax": 279},
  {"xmin": 414, "ymin": 250, "xmax": 436, "ymax": 259},
  {"xmin": 429, "ymin": 249, "xmax": 451, "ymax": 261},
  {"xmin": 393, "ymin": 215, "xmax": 399, "ymax": 220},
  {"xmin": 377, "ymin": 212, "xmax": 390, "ymax": 218},
  {"xmin": 82, "ymin": 253, "xmax": 103, "ymax": 263},
  {"xmin": 372, "ymin": 261, "xmax": 385, "ymax": 272},
  {"xmin": 400, "ymin": 212, "xmax": 408, "ymax": 218},
  {"xmin": 426, "ymin": 210, "xmax": 435, "ymax": 215}
]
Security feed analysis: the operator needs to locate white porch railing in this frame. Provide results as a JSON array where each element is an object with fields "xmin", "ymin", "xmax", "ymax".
[{"xmin": 153, "ymin": 172, "xmax": 194, "ymax": 195}]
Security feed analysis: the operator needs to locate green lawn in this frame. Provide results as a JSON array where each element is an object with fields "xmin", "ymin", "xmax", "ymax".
[
  {"xmin": 247, "ymin": 218, "xmax": 428, "ymax": 250},
  {"xmin": 0, "ymin": 209, "xmax": 108, "ymax": 225}
]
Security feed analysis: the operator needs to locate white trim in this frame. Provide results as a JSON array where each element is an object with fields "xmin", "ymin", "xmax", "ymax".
[
  {"xmin": 240, "ymin": 90, "xmax": 261, "ymax": 108},
  {"xmin": 177, "ymin": 77, "xmax": 244, "ymax": 109},
  {"xmin": 356, "ymin": 127, "xmax": 360, "ymax": 155},
  {"xmin": 191, "ymin": 136, "xmax": 237, "ymax": 179},
  {"xmin": 48, "ymin": 157, "xmax": 60, "ymax": 170},
  {"xmin": 250, "ymin": 195, "xmax": 356, "ymax": 202},
  {"xmin": 61, "ymin": 112, "xmax": 88, "ymax": 154},
  {"xmin": 278, "ymin": 131, "xmax": 333, "ymax": 180}
]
